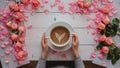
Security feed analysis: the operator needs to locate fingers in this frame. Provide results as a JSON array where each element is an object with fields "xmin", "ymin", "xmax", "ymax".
[
  {"xmin": 72, "ymin": 34, "xmax": 77, "ymax": 41},
  {"xmin": 41, "ymin": 33, "xmax": 46, "ymax": 45}
]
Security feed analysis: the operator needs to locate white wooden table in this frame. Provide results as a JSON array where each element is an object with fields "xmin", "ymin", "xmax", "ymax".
[{"xmin": 1, "ymin": 0, "xmax": 120, "ymax": 68}]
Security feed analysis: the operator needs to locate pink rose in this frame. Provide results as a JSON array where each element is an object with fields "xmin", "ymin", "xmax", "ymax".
[
  {"xmin": 30, "ymin": 0, "xmax": 40, "ymax": 9},
  {"xmin": 102, "ymin": 16, "xmax": 110, "ymax": 25},
  {"xmin": 11, "ymin": 33, "xmax": 19, "ymax": 41},
  {"xmin": 15, "ymin": 12, "xmax": 24, "ymax": 19},
  {"xmin": 97, "ymin": 22, "xmax": 105, "ymax": 30},
  {"xmin": 11, "ymin": 23, "xmax": 18, "ymax": 30},
  {"xmin": 18, "ymin": 26, "xmax": 25, "ymax": 32},
  {"xmin": 58, "ymin": 4, "xmax": 64, "ymax": 11},
  {"xmin": 99, "ymin": 35, "xmax": 106, "ymax": 42},
  {"xmin": 21, "ymin": 0, "xmax": 30, "ymax": 5},
  {"xmin": 102, "ymin": 46, "xmax": 109, "ymax": 54},
  {"xmin": 9, "ymin": 4, "xmax": 21, "ymax": 11},
  {"xmin": 19, "ymin": 37, "xmax": 25, "ymax": 43},
  {"xmin": 14, "ymin": 41, "xmax": 23, "ymax": 49},
  {"xmin": 77, "ymin": 1, "xmax": 84, "ymax": 8},
  {"xmin": 16, "ymin": 50, "xmax": 27, "ymax": 60},
  {"xmin": 105, "ymin": 37, "xmax": 113, "ymax": 45},
  {"xmin": 101, "ymin": 5, "xmax": 110, "ymax": 14}
]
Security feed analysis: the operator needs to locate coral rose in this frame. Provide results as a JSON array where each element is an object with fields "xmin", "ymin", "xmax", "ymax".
[
  {"xmin": 102, "ymin": 16, "xmax": 110, "ymax": 25},
  {"xmin": 102, "ymin": 46, "xmax": 109, "ymax": 54},
  {"xmin": 105, "ymin": 37, "xmax": 113, "ymax": 45},
  {"xmin": 97, "ymin": 22, "xmax": 105, "ymax": 30},
  {"xmin": 99, "ymin": 35, "xmax": 106, "ymax": 42}
]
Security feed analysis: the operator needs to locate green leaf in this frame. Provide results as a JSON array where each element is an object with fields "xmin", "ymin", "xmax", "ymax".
[
  {"xmin": 96, "ymin": 42, "xmax": 107, "ymax": 50},
  {"xmin": 112, "ymin": 18, "xmax": 119, "ymax": 36},
  {"xmin": 112, "ymin": 55, "xmax": 120, "ymax": 65},
  {"xmin": 113, "ymin": 47, "xmax": 120, "ymax": 55},
  {"xmin": 107, "ymin": 50, "xmax": 114, "ymax": 60},
  {"xmin": 100, "ymin": 30, "xmax": 105, "ymax": 35}
]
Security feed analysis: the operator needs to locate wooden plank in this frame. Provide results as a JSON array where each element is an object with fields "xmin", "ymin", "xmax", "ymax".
[{"xmin": 25, "ymin": 13, "xmax": 91, "ymax": 28}]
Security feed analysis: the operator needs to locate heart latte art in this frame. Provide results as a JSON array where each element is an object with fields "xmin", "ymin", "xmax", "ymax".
[{"xmin": 50, "ymin": 26, "xmax": 70, "ymax": 45}]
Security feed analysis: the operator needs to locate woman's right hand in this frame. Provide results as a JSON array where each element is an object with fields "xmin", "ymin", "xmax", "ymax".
[{"xmin": 71, "ymin": 34, "xmax": 80, "ymax": 58}]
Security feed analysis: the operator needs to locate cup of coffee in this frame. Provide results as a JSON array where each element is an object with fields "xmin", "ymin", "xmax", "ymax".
[{"xmin": 50, "ymin": 26, "xmax": 71, "ymax": 47}]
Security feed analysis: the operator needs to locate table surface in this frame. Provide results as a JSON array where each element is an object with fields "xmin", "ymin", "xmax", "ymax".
[{"xmin": 0, "ymin": 0, "xmax": 120, "ymax": 68}]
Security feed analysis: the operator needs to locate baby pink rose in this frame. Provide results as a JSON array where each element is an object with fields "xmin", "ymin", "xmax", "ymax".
[
  {"xmin": 97, "ymin": 22, "xmax": 105, "ymax": 30},
  {"xmin": 99, "ymin": 35, "xmax": 106, "ymax": 42},
  {"xmin": 58, "ymin": 4, "xmax": 64, "ymax": 11},
  {"xmin": 18, "ymin": 26, "xmax": 25, "ymax": 32},
  {"xmin": 15, "ymin": 12, "xmax": 24, "ymax": 19},
  {"xmin": 105, "ymin": 37, "xmax": 113, "ymax": 45},
  {"xmin": 30, "ymin": 0, "xmax": 40, "ymax": 9},
  {"xmin": 14, "ymin": 41, "xmax": 23, "ymax": 49},
  {"xmin": 102, "ymin": 16, "xmax": 110, "ymax": 25},
  {"xmin": 21, "ymin": 0, "xmax": 30, "ymax": 5},
  {"xmin": 11, "ymin": 33, "xmax": 19, "ymax": 41},
  {"xmin": 102, "ymin": 46, "xmax": 109, "ymax": 54},
  {"xmin": 11, "ymin": 23, "xmax": 18, "ymax": 30},
  {"xmin": 16, "ymin": 50, "xmax": 27, "ymax": 60}
]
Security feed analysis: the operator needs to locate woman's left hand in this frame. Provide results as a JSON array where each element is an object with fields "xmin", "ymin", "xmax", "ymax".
[{"xmin": 40, "ymin": 33, "xmax": 49, "ymax": 59}]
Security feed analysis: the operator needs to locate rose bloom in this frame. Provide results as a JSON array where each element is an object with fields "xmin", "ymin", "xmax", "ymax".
[
  {"xmin": 99, "ymin": 35, "xmax": 106, "ymax": 42},
  {"xmin": 14, "ymin": 41, "xmax": 23, "ymax": 49},
  {"xmin": 21, "ymin": 0, "xmax": 30, "ymax": 5},
  {"xmin": 18, "ymin": 26, "xmax": 25, "ymax": 32},
  {"xmin": 15, "ymin": 12, "xmax": 24, "ymax": 19},
  {"xmin": 11, "ymin": 23, "xmax": 18, "ymax": 30},
  {"xmin": 11, "ymin": 33, "xmax": 19, "ymax": 41},
  {"xmin": 102, "ymin": 46, "xmax": 109, "ymax": 54},
  {"xmin": 30, "ymin": 0, "xmax": 40, "ymax": 9},
  {"xmin": 101, "ymin": 5, "xmax": 110, "ymax": 14},
  {"xmin": 102, "ymin": 16, "xmax": 110, "ymax": 25},
  {"xmin": 16, "ymin": 50, "xmax": 27, "ymax": 60},
  {"xmin": 105, "ymin": 37, "xmax": 113, "ymax": 45},
  {"xmin": 9, "ymin": 4, "xmax": 21, "ymax": 11},
  {"xmin": 97, "ymin": 22, "xmax": 105, "ymax": 30},
  {"xmin": 77, "ymin": 1, "xmax": 84, "ymax": 8},
  {"xmin": 19, "ymin": 37, "xmax": 25, "ymax": 43}
]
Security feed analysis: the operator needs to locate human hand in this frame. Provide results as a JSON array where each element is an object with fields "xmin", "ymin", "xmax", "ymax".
[
  {"xmin": 72, "ymin": 34, "xmax": 80, "ymax": 58},
  {"xmin": 40, "ymin": 33, "xmax": 49, "ymax": 59}
]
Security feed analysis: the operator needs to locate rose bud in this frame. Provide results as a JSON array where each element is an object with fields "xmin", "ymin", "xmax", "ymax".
[
  {"xmin": 15, "ymin": 12, "xmax": 24, "ymax": 19},
  {"xmin": 14, "ymin": 41, "xmax": 23, "ymax": 49},
  {"xmin": 97, "ymin": 22, "xmax": 105, "ymax": 30},
  {"xmin": 11, "ymin": 33, "xmax": 19, "ymax": 41},
  {"xmin": 102, "ymin": 16, "xmax": 110, "ymax": 25},
  {"xmin": 98, "ymin": 35, "xmax": 106, "ymax": 42},
  {"xmin": 18, "ymin": 26, "xmax": 25, "ymax": 32},
  {"xmin": 77, "ymin": 1, "xmax": 84, "ymax": 8},
  {"xmin": 105, "ymin": 37, "xmax": 113, "ymax": 45},
  {"xmin": 102, "ymin": 46, "xmax": 109, "ymax": 54},
  {"xmin": 19, "ymin": 37, "xmax": 25, "ymax": 43},
  {"xmin": 11, "ymin": 23, "xmax": 18, "ymax": 30},
  {"xmin": 84, "ymin": 2, "xmax": 91, "ymax": 8}
]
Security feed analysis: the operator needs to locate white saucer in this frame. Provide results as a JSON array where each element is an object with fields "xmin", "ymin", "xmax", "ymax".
[{"xmin": 46, "ymin": 22, "xmax": 74, "ymax": 52}]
